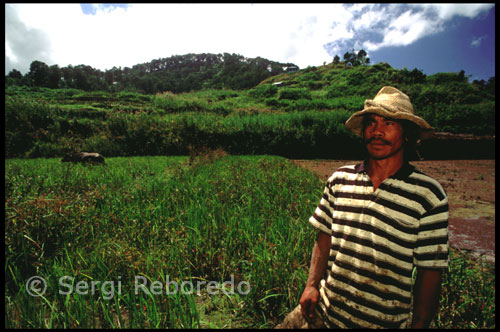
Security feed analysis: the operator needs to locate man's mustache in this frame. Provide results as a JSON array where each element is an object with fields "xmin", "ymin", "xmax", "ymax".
[{"xmin": 364, "ymin": 137, "xmax": 391, "ymax": 145}]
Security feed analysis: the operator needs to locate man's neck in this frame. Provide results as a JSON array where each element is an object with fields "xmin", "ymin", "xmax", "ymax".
[{"xmin": 366, "ymin": 156, "xmax": 404, "ymax": 190}]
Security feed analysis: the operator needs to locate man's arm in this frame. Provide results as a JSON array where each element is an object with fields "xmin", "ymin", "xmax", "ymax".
[
  {"xmin": 411, "ymin": 268, "xmax": 443, "ymax": 328},
  {"xmin": 299, "ymin": 231, "xmax": 331, "ymax": 320}
]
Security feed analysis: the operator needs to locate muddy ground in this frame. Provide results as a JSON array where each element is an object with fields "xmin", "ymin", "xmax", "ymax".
[{"xmin": 290, "ymin": 159, "xmax": 495, "ymax": 263}]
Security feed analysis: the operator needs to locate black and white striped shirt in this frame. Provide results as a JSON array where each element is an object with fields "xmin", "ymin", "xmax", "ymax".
[{"xmin": 309, "ymin": 161, "xmax": 449, "ymax": 329}]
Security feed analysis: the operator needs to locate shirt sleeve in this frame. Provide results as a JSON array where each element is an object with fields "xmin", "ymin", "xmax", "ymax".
[
  {"xmin": 414, "ymin": 196, "xmax": 449, "ymax": 269},
  {"xmin": 309, "ymin": 179, "xmax": 335, "ymax": 235}
]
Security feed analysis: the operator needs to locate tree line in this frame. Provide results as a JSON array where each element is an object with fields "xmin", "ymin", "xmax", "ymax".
[
  {"xmin": 332, "ymin": 49, "xmax": 370, "ymax": 67},
  {"xmin": 5, "ymin": 53, "xmax": 298, "ymax": 94}
]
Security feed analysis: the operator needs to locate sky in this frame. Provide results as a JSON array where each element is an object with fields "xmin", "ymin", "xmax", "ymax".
[{"xmin": 5, "ymin": 3, "xmax": 495, "ymax": 82}]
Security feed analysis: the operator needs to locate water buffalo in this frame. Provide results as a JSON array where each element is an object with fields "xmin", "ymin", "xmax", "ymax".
[{"xmin": 61, "ymin": 152, "xmax": 105, "ymax": 164}]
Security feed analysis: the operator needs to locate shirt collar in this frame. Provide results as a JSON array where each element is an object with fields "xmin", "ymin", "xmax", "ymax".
[{"xmin": 354, "ymin": 159, "xmax": 415, "ymax": 180}]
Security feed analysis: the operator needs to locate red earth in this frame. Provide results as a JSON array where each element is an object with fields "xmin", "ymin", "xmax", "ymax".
[{"xmin": 290, "ymin": 159, "xmax": 495, "ymax": 263}]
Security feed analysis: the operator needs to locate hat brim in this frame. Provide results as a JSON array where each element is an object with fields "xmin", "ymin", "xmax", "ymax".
[{"xmin": 345, "ymin": 106, "xmax": 434, "ymax": 140}]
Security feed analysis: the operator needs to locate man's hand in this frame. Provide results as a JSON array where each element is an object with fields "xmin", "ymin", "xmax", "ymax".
[
  {"xmin": 411, "ymin": 268, "xmax": 443, "ymax": 328},
  {"xmin": 299, "ymin": 285, "xmax": 320, "ymax": 320},
  {"xmin": 298, "ymin": 231, "xmax": 331, "ymax": 321}
]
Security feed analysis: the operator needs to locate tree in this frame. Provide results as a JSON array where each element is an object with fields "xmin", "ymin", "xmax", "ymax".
[
  {"xmin": 73, "ymin": 65, "xmax": 91, "ymax": 91},
  {"xmin": 333, "ymin": 55, "xmax": 340, "ymax": 64},
  {"xmin": 47, "ymin": 65, "xmax": 61, "ymax": 89},
  {"xmin": 343, "ymin": 51, "xmax": 355, "ymax": 66},
  {"xmin": 61, "ymin": 65, "xmax": 74, "ymax": 88},
  {"xmin": 357, "ymin": 49, "xmax": 370, "ymax": 65},
  {"xmin": 485, "ymin": 76, "xmax": 495, "ymax": 96},
  {"xmin": 104, "ymin": 70, "xmax": 114, "ymax": 86},
  {"xmin": 343, "ymin": 49, "xmax": 370, "ymax": 67},
  {"xmin": 7, "ymin": 69, "xmax": 23, "ymax": 80},
  {"xmin": 28, "ymin": 60, "xmax": 50, "ymax": 87},
  {"xmin": 6, "ymin": 69, "xmax": 23, "ymax": 86}
]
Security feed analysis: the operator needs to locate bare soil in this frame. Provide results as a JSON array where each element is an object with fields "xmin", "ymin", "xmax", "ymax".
[{"xmin": 290, "ymin": 159, "xmax": 495, "ymax": 263}]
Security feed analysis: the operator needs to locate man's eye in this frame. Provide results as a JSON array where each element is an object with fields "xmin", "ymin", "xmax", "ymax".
[{"xmin": 385, "ymin": 121, "xmax": 394, "ymax": 125}]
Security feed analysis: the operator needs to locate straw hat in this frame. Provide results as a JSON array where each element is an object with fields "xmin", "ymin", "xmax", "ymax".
[{"xmin": 345, "ymin": 86, "xmax": 434, "ymax": 139}]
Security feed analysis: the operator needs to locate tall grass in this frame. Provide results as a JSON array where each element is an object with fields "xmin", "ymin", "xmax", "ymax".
[
  {"xmin": 5, "ymin": 155, "xmax": 322, "ymax": 328},
  {"xmin": 5, "ymin": 82, "xmax": 495, "ymax": 159},
  {"xmin": 5, "ymin": 155, "xmax": 495, "ymax": 328}
]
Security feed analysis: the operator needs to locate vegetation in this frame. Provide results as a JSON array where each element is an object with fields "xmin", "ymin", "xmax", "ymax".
[
  {"xmin": 5, "ymin": 53, "xmax": 297, "ymax": 93},
  {"xmin": 5, "ymin": 58, "xmax": 495, "ymax": 159},
  {"xmin": 5, "ymin": 155, "xmax": 495, "ymax": 328},
  {"xmin": 338, "ymin": 49, "xmax": 370, "ymax": 66},
  {"xmin": 5, "ymin": 155, "xmax": 322, "ymax": 328},
  {"xmin": 5, "ymin": 54, "xmax": 496, "ymax": 328}
]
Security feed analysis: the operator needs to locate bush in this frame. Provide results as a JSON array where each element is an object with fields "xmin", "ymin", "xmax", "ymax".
[
  {"xmin": 326, "ymin": 83, "xmax": 351, "ymax": 98},
  {"xmin": 56, "ymin": 107, "xmax": 108, "ymax": 120},
  {"xmin": 116, "ymin": 91, "xmax": 152, "ymax": 103},
  {"xmin": 83, "ymin": 134, "xmax": 122, "ymax": 157},
  {"xmin": 107, "ymin": 114, "xmax": 129, "ymax": 137},
  {"xmin": 265, "ymin": 98, "xmax": 289, "ymax": 109},
  {"xmin": 25, "ymin": 141, "xmax": 65, "ymax": 158},
  {"xmin": 5, "ymin": 96, "xmax": 56, "ymax": 157},
  {"xmin": 373, "ymin": 62, "xmax": 392, "ymax": 71},
  {"xmin": 278, "ymin": 87, "xmax": 312, "ymax": 100},
  {"xmin": 153, "ymin": 92, "xmax": 208, "ymax": 113},
  {"xmin": 427, "ymin": 72, "xmax": 467, "ymax": 85},
  {"xmin": 248, "ymin": 84, "xmax": 278, "ymax": 98}
]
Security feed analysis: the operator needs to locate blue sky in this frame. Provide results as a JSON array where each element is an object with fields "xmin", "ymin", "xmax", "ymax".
[
  {"xmin": 5, "ymin": 3, "xmax": 495, "ymax": 82},
  {"xmin": 367, "ymin": 5, "xmax": 495, "ymax": 82}
]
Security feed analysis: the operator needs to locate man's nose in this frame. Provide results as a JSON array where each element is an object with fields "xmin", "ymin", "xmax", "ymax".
[{"xmin": 370, "ymin": 122, "xmax": 384, "ymax": 136}]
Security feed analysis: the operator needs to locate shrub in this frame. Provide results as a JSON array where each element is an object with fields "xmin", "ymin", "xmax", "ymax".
[
  {"xmin": 83, "ymin": 134, "xmax": 122, "ymax": 157},
  {"xmin": 326, "ymin": 83, "xmax": 351, "ymax": 98},
  {"xmin": 5, "ymin": 96, "xmax": 56, "ymax": 157},
  {"xmin": 373, "ymin": 62, "xmax": 392, "ymax": 71},
  {"xmin": 278, "ymin": 87, "xmax": 312, "ymax": 100},
  {"xmin": 153, "ymin": 92, "xmax": 208, "ymax": 113},
  {"xmin": 25, "ymin": 141, "xmax": 65, "ymax": 158},
  {"xmin": 116, "ymin": 91, "xmax": 152, "ymax": 103},
  {"xmin": 248, "ymin": 84, "xmax": 278, "ymax": 98},
  {"xmin": 107, "ymin": 114, "xmax": 129, "ymax": 137}
]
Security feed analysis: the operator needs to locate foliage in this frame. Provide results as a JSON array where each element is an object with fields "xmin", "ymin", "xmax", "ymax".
[
  {"xmin": 5, "ymin": 156, "xmax": 496, "ymax": 328},
  {"xmin": 277, "ymin": 87, "xmax": 312, "ymax": 101},
  {"xmin": 5, "ymin": 155, "xmax": 323, "ymax": 328},
  {"xmin": 6, "ymin": 53, "xmax": 297, "ymax": 94},
  {"xmin": 434, "ymin": 249, "xmax": 495, "ymax": 328},
  {"xmin": 248, "ymin": 84, "xmax": 278, "ymax": 99},
  {"xmin": 333, "ymin": 49, "xmax": 370, "ymax": 66},
  {"xmin": 4, "ymin": 58, "xmax": 495, "ymax": 159}
]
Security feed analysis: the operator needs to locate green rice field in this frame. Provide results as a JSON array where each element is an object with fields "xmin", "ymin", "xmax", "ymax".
[{"xmin": 5, "ymin": 154, "xmax": 495, "ymax": 328}]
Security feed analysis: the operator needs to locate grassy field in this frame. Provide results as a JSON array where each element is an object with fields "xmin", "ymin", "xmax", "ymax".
[
  {"xmin": 5, "ymin": 153, "xmax": 322, "ymax": 328},
  {"xmin": 4, "ymin": 153, "xmax": 495, "ymax": 328},
  {"xmin": 6, "ymin": 71, "xmax": 495, "ymax": 160}
]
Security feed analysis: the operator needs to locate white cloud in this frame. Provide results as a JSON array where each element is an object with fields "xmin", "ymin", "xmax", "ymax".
[
  {"xmin": 352, "ymin": 5, "xmax": 384, "ymax": 30},
  {"xmin": 417, "ymin": 3, "xmax": 494, "ymax": 20},
  {"xmin": 6, "ymin": 3, "xmax": 358, "ymax": 73},
  {"xmin": 337, "ymin": 3, "xmax": 494, "ymax": 53},
  {"xmin": 4, "ymin": 3, "xmax": 495, "ymax": 75},
  {"xmin": 371, "ymin": 10, "xmax": 443, "ymax": 50},
  {"xmin": 471, "ymin": 35, "xmax": 487, "ymax": 48}
]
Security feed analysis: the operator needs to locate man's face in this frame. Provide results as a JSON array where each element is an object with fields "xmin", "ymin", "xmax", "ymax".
[{"xmin": 363, "ymin": 114, "xmax": 405, "ymax": 160}]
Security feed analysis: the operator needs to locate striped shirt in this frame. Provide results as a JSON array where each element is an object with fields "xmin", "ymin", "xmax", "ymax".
[{"xmin": 309, "ymin": 161, "xmax": 449, "ymax": 329}]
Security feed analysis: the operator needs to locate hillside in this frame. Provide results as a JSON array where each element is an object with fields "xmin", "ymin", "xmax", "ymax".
[
  {"xmin": 5, "ymin": 53, "xmax": 298, "ymax": 94},
  {"xmin": 5, "ymin": 59, "xmax": 495, "ymax": 159}
]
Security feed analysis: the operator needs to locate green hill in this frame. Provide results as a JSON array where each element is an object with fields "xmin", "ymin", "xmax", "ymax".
[
  {"xmin": 5, "ymin": 58, "xmax": 495, "ymax": 159},
  {"xmin": 5, "ymin": 53, "xmax": 298, "ymax": 93}
]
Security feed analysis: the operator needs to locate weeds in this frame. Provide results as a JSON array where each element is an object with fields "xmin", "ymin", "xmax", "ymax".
[
  {"xmin": 5, "ymin": 155, "xmax": 495, "ymax": 328},
  {"xmin": 5, "ymin": 155, "xmax": 321, "ymax": 328}
]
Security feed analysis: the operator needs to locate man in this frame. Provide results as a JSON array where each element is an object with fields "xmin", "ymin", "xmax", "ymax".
[{"xmin": 277, "ymin": 86, "xmax": 449, "ymax": 329}]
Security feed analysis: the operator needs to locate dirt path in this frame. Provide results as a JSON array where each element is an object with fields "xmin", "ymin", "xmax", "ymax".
[{"xmin": 290, "ymin": 159, "xmax": 495, "ymax": 263}]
